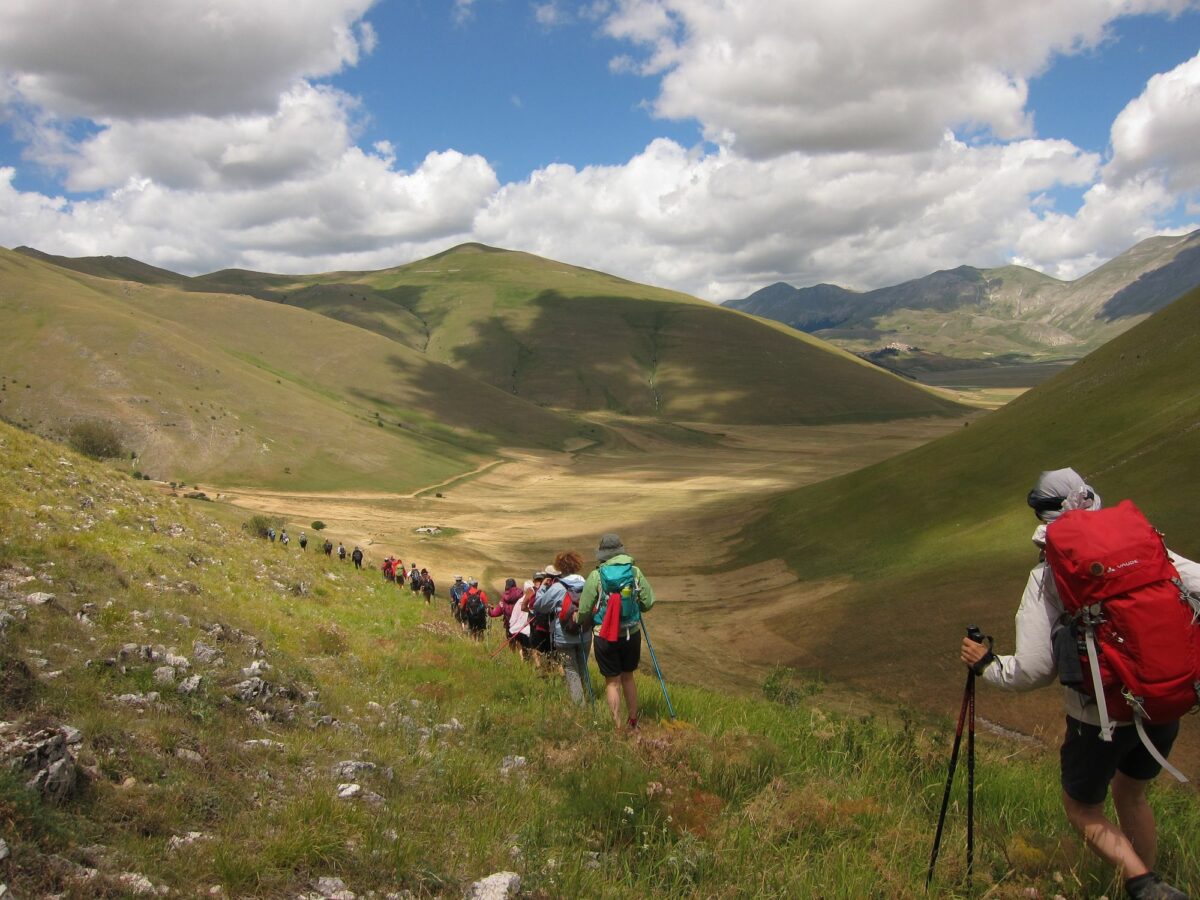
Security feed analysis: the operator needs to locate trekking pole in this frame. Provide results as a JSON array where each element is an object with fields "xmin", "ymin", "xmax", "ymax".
[
  {"xmin": 490, "ymin": 631, "xmax": 520, "ymax": 659},
  {"xmin": 926, "ymin": 625, "xmax": 984, "ymax": 892},
  {"xmin": 639, "ymin": 618, "xmax": 676, "ymax": 721},
  {"xmin": 576, "ymin": 642, "xmax": 595, "ymax": 705}
]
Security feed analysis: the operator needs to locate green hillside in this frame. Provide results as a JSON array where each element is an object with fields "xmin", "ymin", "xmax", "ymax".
[
  {"xmin": 25, "ymin": 243, "xmax": 964, "ymax": 426},
  {"xmin": 0, "ymin": 248, "xmax": 592, "ymax": 492},
  {"xmin": 324, "ymin": 245, "xmax": 967, "ymax": 424},
  {"xmin": 3, "ymin": 420, "xmax": 1197, "ymax": 898},
  {"xmin": 736, "ymin": 284, "xmax": 1200, "ymax": 730}
]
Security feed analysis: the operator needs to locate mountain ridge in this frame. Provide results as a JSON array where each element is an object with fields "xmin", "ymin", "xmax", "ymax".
[{"xmin": 725, "ymin": 229, "xmax": 1200, "ymax": 359}]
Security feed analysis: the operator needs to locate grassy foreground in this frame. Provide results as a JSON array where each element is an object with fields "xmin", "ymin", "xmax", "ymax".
[{"xmin": 2, "ymin": 420, "xmax": 1197, "ymax": 899}]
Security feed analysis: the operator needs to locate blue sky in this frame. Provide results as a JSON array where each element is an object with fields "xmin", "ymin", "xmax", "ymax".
[{"xmin": 0, "ymin": 0, "xmax": 1198, "ymax": 299}]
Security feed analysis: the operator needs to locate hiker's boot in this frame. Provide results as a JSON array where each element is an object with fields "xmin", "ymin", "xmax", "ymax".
[{"xmin": 1127, "ymin": 873, "xmax": 1189, "ymax": 900}]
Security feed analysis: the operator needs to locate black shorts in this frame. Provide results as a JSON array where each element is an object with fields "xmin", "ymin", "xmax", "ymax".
[
  {"xmin": 593, "ymin": 632, "xmax": 641, "ymax": 678},
  {"xmin": 530, "ymin": 629, "xmax": 552, "ymax": 653},
  {"xmin": 1060, "ymin": 716, "xmax": 1181, "ymax": 805}
]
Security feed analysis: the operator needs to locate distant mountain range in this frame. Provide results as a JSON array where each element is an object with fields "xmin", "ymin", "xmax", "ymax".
[{"xmin": 725, "ymin": 229, "xmax": 1200, "ymax": 361}]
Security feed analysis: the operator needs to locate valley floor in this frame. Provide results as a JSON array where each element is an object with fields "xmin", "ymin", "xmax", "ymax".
[{"xmin": 198, "ymin": 416, "xmax": 974, "ymax": 697}]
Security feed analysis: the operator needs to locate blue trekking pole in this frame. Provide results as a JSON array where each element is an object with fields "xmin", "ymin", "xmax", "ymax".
[{"xmin": 639, "ymin": 617, "xmax": 676, "ymax": 721}]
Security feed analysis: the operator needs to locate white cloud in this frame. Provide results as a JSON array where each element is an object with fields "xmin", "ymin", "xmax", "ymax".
[
  {"xmin": 0, "ymin": 0, "xmax": 1198, "ymax": 306},
  {"xmin": 453, "ymin": 0, "xmax": 477, "ymax": 26},
  {"xmin": 1109, "ymin": 51, "xmax": 1200, "ymax": 192},
  {"xmin": 534, "ymin": 2, "xmax": 567, "ymax": 27},
  {"xmin": 0, "ymin": 0, "xmax": 377, "ymax": 119},
  {"xmin": 601, "ymin": 0, "xmax": 1196, "ymax": 158},
  {"xmin": 476, "ymin": 133, "xmax": 1101, "ymax": 298}
]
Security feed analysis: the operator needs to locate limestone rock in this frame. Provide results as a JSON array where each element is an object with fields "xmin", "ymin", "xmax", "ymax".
[
  {"xmin": 465, "ymin": 872, "xmax": 521, "ymax": 900},
  {"xmin": 331, "ymin": 760, "xmax": 376, "ymax": 780}
]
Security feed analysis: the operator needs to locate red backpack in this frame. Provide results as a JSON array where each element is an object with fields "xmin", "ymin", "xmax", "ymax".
[{"xmin": 1045, "ymin": 500, "xmax": 1200, "ymax": 773}]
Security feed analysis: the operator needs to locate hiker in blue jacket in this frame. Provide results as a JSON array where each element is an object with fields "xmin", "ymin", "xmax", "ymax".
[{"xmin": 532, "ymin": 551, "xmax": 590, "ymax": 704}]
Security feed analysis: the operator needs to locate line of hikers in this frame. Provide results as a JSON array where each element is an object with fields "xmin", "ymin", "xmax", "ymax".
[
  {"xmin": 445, "ymin": 534, "xmax": 654, "ymax": 731},
  {"xmin": 381, "ymin": 556, "xmax": 437, "ymax": 603},
  {"xmin": 260, "ymin": 527, "xmax": 371, "ymax": 567}
]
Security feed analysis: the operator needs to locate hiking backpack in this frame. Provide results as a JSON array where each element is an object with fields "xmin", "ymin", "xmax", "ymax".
[
  {"xmin": 1045, "ymin": 500, "xmax": 1200, "ymax": 779},
  {"xmin": 558, "ymin": 582, "xmax": 581, "ymax": 636},
  {"xmin": 594, "ymin": 562, "xmax": 641, "ymax": 636},
  {"xmin": 465, "ymin": 592, "xmax": 487, "ymax": 625}
]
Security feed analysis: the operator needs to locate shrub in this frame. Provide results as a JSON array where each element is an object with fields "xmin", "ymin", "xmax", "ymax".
[
  {"xmin": 311, "ymin": 521, "xmax": 326, "ymax": 531},
  {"xmin": 66, "ymin": 419, "xmax": 125, "ymax": 460},
  {"xmin": 244, "ymin": 514, "xmax": 284, "ymax": 539}
]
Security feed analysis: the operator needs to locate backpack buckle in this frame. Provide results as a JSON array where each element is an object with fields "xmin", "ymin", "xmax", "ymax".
[{"xmin": 1122, "ymin": 689, "xmax": 1149, "ymax": 720}]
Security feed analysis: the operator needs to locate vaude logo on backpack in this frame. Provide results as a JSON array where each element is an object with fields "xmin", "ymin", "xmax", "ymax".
[{"xmin": 1045, "ymin": 500, "xmax": 1200, "ymax": 774}]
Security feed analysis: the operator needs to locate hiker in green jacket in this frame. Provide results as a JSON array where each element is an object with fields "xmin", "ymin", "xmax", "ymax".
[{"xmin": 576, "ymin": 534, "xmax": 655, "ymax": 730}]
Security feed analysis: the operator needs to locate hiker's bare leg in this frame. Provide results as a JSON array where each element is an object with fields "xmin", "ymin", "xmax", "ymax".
[
  {"xmin": 604, "ymin": 676, "xmax": 622, "ymax": 727},
  {"xmin": 620, "ymin": 672, "xmax": 637, "ymax": 725},
  {"xmin": 1062, "ymin": 791, "xmax": 1149, "ymax": 878},
  {"xmin": 1112, "ymin": 773, "xmax": 1158, "ymax": 870}
]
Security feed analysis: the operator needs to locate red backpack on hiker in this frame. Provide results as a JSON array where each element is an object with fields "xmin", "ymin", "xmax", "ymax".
[{"xmin": 1045, "ymin": 500, "xmax": 1200, "ymax": 772}]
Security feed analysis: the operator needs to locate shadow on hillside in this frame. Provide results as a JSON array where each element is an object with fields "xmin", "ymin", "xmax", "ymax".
[
  {"xmin": 1100, "ymin": 244, "xmax": 1200, "ymax": 321},
  {"xmin": 446, "ymin": 291, "xmax": 963, "ymax": 425}
]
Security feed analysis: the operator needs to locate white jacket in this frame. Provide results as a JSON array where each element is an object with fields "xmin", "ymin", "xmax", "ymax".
[{"xmin": 983, "ymin": 527, "xmax": 1200, "ymax": 726}]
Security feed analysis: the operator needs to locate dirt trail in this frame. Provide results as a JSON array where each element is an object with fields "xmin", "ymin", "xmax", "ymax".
[{"xmin": 209, "ymin": 417, "xmax": 968, "ymax": 693}]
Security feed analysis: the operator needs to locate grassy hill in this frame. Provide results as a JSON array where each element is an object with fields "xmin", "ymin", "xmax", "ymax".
[
  {"xmin": 16, "ymin": 243, "xmax": 967, "ymax": 427},
  {"xmin": 734, "ymin": 283, "xmax": 1200, "ymax": 741},
  {"xmin": 3, "ymin": 419, "xmax": 1198, "ymax": 898},
  {"xmin": 0, "ymin": 248, "xmax": 593, "ymax": 493}
]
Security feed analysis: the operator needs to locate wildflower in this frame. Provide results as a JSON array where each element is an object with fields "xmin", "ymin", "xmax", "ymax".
[{"xmin": 623, "ymin": 805, "xmax": 635, "ymax": 817}]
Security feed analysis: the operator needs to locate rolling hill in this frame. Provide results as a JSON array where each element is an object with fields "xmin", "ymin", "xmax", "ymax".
[
  {"xmin": 727, "ymin": 229, "xmax": 1200, "ymax": 361},
  {"xmin": 7, "ymin": 243, "xmax": 966, "ymax": 442},
  {"xmin": 732, "ymin": 281, "xmax": 1200, "ymax": 742},
  {"xmin": 0, "ymin": 248, "xmax": 592, "ymax": 493}
]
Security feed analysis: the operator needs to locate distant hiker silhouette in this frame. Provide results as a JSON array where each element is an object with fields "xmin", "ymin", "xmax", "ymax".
[
  {"xmin": 299, "ymin": 532, "xmax": 307, "ymax": 551},
  {"xmin": 323, "ymin": 539, "xmax": 333, "ymax": 557},
  {"xmin": 351, "ymin": 546, "xmax": 363, "ymax": 569},
  {"xmin": 338, "ymin": 543, "xmax": 346, "ymax": 561}
]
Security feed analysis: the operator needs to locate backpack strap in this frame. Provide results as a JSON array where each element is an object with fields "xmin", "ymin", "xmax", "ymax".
[
  {"xmin": 1082, "ymin": 615, "xmax": 1115, "ymax": 742},
  {"xmin": 1133, "ymin": 714, "xmax": 1188, "ymax": 783}
]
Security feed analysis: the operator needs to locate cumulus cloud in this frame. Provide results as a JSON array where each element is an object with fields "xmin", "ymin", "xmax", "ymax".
[
  {"xmin": 0, "ymin": 0, "xmax": 1198, "ymax": 304},
  {"xmin": 476, "ymin": 134, "xmax": 1103, "ymax": 298},
  {"xmin": 0, "ymin": 0, "xmax": 377, "ymax": 119},
  {"xmin": 601, "ymin": 0, "xmax": 1195, "ymax": 157},
  {"xmin": 1109, "ymin": 51, "xmax": 1200, "ymax": 191}
]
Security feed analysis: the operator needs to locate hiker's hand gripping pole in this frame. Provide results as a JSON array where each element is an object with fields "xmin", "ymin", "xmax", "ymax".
[{"xmin": 927, "ymin": 625, "xmax": 986, "ymax": 892}]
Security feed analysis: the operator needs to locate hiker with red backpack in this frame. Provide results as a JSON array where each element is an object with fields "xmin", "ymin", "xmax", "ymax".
[
  {"xmin": 577, "ymin": 534, "xmax": 655, "ymax": 729},
  {"xmin": 960, "ymin": 468, "xmax": 1200, "ymax": 900},
  {"xmin": 461, "ymin": 579, "xmax": 490, "ymax": 639},
  {"xmin": 533, "ymin": 551, "xmax": 592, "ymax": 704}
]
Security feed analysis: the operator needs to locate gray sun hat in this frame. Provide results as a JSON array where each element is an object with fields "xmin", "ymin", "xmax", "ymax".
[
  {"xmin": 1027, "ymin": 467, "xmax": 1101, "ymax": 522},
  {"xmin": 596, "ymin": 533, "xmax": 626, "ymax": 562}
]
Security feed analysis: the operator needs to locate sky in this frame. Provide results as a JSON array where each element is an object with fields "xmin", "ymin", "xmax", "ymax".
[{"xmin": 1, "ymin": 1, "xmax": 1199, "ymax": 301}]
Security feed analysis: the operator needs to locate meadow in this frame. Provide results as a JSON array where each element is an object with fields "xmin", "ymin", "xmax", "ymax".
[{"xmin": 5, "ymin": 420, "xmax": 1198, "ymax": 899}]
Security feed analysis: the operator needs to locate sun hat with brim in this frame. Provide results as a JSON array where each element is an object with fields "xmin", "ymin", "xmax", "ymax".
[
  {"xmin": 596, "ymin": 533, "xmax": 626, "ymax": 562},
  {"xmin": 543, "ymin": 564, "xmax": 563, "ymax": 577}
]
